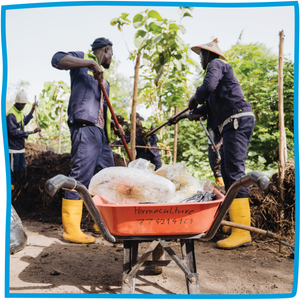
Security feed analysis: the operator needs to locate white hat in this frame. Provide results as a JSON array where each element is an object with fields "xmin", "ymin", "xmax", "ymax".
[
  {"xmin": 14, "ymin": 89, "xmax": 28, "ymax": 104},
  {"xmin": 191, "ymin": 38, "xmax": 227, "ymax": 61}
]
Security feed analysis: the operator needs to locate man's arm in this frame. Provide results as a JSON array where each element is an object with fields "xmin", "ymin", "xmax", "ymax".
[
  {"xmin": 7, "ymin": 114, "xmax": 41, "ymax": 138},
  {"xmin": 51, "ymin": 51, "xmax": 104, "ymax": 79},
  {"xmin": 195, "ymin": 60, "xmax": 225, "ymax": 104}
]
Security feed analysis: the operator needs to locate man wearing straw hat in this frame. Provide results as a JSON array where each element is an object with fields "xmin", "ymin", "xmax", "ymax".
[
  {"xmin": 6, "ymin": 89, "xmax": 41, "ymax": 191},
  {"xmin": 51, "ymin": 38, "xmax": 120, "ymax": 244},
  {"xmin": 169, "ymin": 39, "xmax": 255, "ymax": 250}
]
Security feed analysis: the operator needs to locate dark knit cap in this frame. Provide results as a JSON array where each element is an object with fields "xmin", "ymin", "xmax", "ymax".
[{"xmin": 91, "ymin": 37, "xmax": 113, "ymax": 50}]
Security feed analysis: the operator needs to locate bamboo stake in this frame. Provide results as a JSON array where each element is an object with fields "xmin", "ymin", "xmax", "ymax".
[
  {"xmin": 57, "ymin": 104, "xmax": 64, "ymax": 154},
  {"xmin": 173, "ymin": 106, "xmax": 178, "ymax": 165},
  {"xmin": 131, "ymin": 50, "xmax": 142, "ymax": 160},
  {"xmin": 278, "ymin": 30, "xmax": 286, "ymax": 205}
]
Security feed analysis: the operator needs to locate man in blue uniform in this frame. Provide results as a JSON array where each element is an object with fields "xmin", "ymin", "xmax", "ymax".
[
  {"xmin": 7, "ymin": 89, "xmax": 41, "ymax": 190},
  {"xmin": 169, "ymin": 39, "xmax": 255, "ymax": 250},
  {"xmin": 51, "ymin": 37, "xmax": 116, "ymax": 244}
]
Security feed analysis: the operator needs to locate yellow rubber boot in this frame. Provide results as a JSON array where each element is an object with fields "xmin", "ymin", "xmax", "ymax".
[
  {"xmin": 216, "ymin": 198, "xmax": 251, "ymax": 249},
  {"xmin": 62, "ymin": 199, "xmax": 95, "ymax": 244},
  {"xmin": 92, "ymin": 223, "xmax": 101, "ymax": 236},
  {"xmin": 215, "ymin": 177, "xmax": 225, "ymax": 186}
]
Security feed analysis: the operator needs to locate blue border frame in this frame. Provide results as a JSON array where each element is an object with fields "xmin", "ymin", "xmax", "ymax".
[{"xmin": 1, "ymin": 1, "xmax": 299, "ymax": 298}]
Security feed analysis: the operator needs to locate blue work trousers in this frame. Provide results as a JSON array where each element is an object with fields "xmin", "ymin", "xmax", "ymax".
[
  {"xmin": 65, "ymin": 124, "xmax": 114, "ymax": 200},
  {"xmin": 9, "ymin": 152, "xmax": 26, "ymax": 184},
  {"xmin": 220, "ymin": 116, "xmax": 255, "ymax": 198}
]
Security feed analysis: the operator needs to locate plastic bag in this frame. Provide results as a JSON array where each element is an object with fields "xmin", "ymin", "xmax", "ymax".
[
  {"xmin": 155, "ymin": 163, "xmax": 204, "ymax": 203},
  {"xmin": 128, "ymin": 158, "xmax": 155, "ymax": 173},
  {"xmin": 89, "ymin": 167, "xmax": 176, "ymax": 204},
  {"xmin": 10, "ymin": 205, "xmax": 27, "ymax": 255},
  {"xmin": 180, "ymin": 191, "xmax": 216, "ymax": 203},
  {"xmin": 155, "ymin": 163, "xmax": 215, "ymax": 203}
]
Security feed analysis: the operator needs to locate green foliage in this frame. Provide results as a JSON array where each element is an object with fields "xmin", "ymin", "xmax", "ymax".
[
  {"xmin": 28, "ymin": 81, "xmax": 71, "ymax": 153},
  {"xmin": 111, "ymin": 8, "xmax": 195, "ymax": 124},
  {"xmin": 104, "ymin": 58, "xmax": 133, "ymax": 118},
  {"xmin": 225, "ymin": 43, "xmax": 294, "ymax": 165}
]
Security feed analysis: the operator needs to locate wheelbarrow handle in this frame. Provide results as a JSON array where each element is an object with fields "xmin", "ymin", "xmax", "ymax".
[
  {"xmin": 202, "ymin": 170, "xmax": 270, "ymax": 241},
  {"xmin": 45, "ymin": 175, "xmax": 116, "ymax": 243}
]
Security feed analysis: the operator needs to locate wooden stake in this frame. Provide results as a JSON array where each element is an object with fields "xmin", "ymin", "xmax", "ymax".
[
  {"xmin": 58, "ymin": 104, "xmax": 64, "ymax": 154},
  {"xmin": 173, "ymin": 106, "xmax": 178, "ymax": 165},
  {"xmin": 131, "ymin": 50, "xmax": 142, "ymax": 160},
  {"xmin": 278, "ymin": 30, "xmax": 286, "ymax": 204}
]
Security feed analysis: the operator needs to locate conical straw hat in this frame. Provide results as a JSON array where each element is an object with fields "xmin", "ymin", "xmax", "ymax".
[{"xmin": 191, "ymin": 38, "xmax": 227, "ymax": 61}]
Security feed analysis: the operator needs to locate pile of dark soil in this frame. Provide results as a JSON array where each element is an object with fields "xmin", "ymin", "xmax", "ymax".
[
  {"xmin": 13, "ymin": 151, "xmax": 127, "ymax": 224},
  {"xmin": 249, "ymin": 160, "xmax": 295, "ymax": 236}
]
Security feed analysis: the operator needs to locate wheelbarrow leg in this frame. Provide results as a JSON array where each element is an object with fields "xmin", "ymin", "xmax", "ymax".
[
  {"xmin": 122, "ymin": 240, "xmax": 138, "ymax": 294},
  {"xmin": 181, "ymin": 239, "xmax": 200, "ymax": 294}
]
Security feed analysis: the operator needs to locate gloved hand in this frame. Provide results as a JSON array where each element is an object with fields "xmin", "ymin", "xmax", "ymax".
[
  {"xmin": 188, "ymin": 94, "xmax": 198, "ymax": 110},
  {"xmin": 187, "ymin": 114, "xmax": 202, "ymax": 121},
  {"xmin": 168, "ymin": 113, "xmax": 188, "ymax": 125}
]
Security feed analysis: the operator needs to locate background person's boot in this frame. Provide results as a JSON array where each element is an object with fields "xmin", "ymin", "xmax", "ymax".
[
  {"xmin": 152, "ymin": 244, "xmax": 164, "ymax": 274},
  {"xmin": 92, "ymin": 223, "xmax": 101, "ymax": 236},
  {"xmin": 62, "ymin": 199, "xmax": 95, "ymax": 244},
  {"xmin": 215, "ymin": 176, "xmax": 225, "ymax": 186},
  {"xmin": 217, "ymin": 198, "xmax": 251, "ymax": 249}
]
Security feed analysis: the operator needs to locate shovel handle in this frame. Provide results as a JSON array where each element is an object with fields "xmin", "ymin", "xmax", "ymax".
[
  {"xmin": 144, "ymin": 107, "xmax": 189, "ymax": 138},
  {"xmin": 98, "ymin": 79, "xmax": 133, "ymax": 161}
]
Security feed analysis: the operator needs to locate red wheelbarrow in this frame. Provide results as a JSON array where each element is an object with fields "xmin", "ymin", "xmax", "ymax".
[{"xmin": 45, "ymin": 171, "xmax": 269, "ymax": 294}]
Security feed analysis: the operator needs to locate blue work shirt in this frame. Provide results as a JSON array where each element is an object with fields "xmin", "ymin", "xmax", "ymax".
[
  {"xmin": 51, "ymin": 51, "xmax": 112, "ymax": 140},
  {"xmin": 195, "ymin": 59, "xmax": 253, "ymax": 127},
  {"xmin": 6, "ymin": 105, "xmax": 33, "ymax": 150}
]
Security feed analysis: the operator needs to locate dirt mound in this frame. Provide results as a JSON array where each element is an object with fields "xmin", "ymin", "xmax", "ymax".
[
  {"xmin": 13, "ymin": 151, "xmax": 128, "ymax": 222},
  {"xmin": 249, "ymin": 160, "xmax": 295, "ymax": 236},
  {"xmin": 25, "ymin": 142, "xmax": 56, "ymax": 165}
]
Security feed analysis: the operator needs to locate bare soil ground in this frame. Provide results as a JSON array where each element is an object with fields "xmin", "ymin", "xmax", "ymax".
[{"xmin": 9, "ymin": 220, "xmax": 294, "ymax": 295}]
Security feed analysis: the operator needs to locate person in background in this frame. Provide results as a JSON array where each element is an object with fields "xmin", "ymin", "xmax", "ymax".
[
  {"xmin": 113, "ymin": 113, "xmax": 162, "ymax": 171},
  {"xmin": 51, "ymin": 37, "xmax": 121, "ymax": 244},
  {"xmin": 6, "ymin": 89, "xmax": 41, "ymax": 191},
  {"xmin": 169, "ymin": 38, "xmax": 255, "ymax": 250}
]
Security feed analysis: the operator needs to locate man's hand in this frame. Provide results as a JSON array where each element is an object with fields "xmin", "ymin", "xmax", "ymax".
[
  {"xmin": 29, "ymin": 127, "xmax": 41, "ymax": 134},
  {"xmin": 167, "ymin": 116, "xmax": 180, "ymax": 125},
  {"xmin": 114, "ymin": 124, "xmax": 124, "ymax": 138},
  {"xmin": 91, "ymin": 61, "xmax": 104, "ymax": 81},
  {"xmin": 30, "ymin": 102, "xmax": 38, "ymax": 114},
  {"xmin": 168, "ymin": 112, "xmax": 188, "ymax": 125},
  {"xmin": 34, "ymin": 127, "xmax": 41, "ymax": 133},
  {"xmin": 188, "ymin": 94, "xmax": 198, "ymax": 110}
]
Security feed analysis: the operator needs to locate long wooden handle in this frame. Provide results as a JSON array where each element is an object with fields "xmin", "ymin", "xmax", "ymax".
[
  {"xmin": 34, "ymin": 96, "xmax": 43, "ymax": 139},
  {"xmin": 98, "ymin": 79, "xmax": 133, "ymax": 162},
  {"xmin": 221, "ymin": 220, "xmax": 294, "ymax": 248},
  {"xmin": 144, "ymin": 107, "xmax": 189, "ymax": 138}
]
